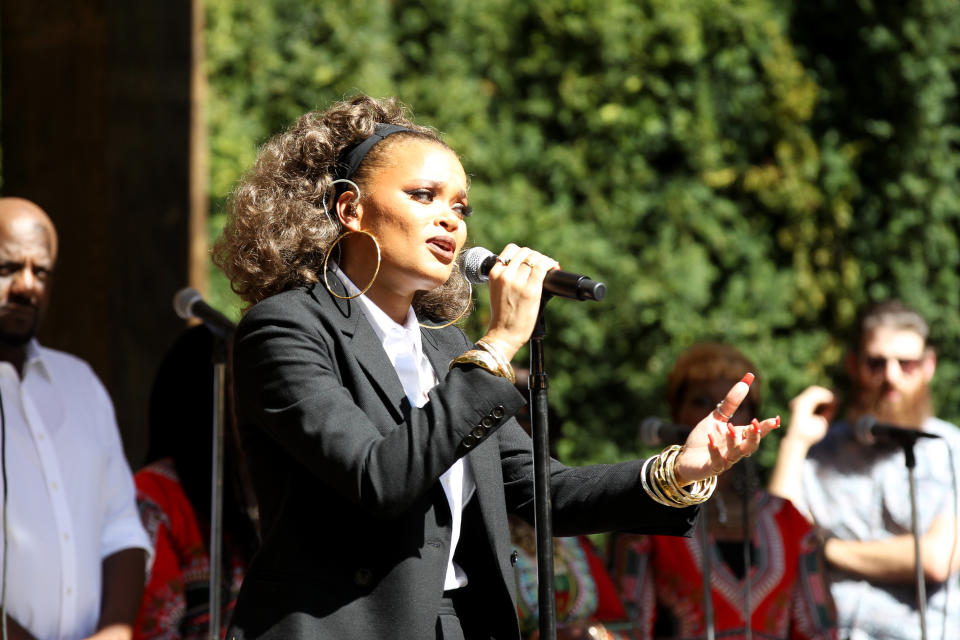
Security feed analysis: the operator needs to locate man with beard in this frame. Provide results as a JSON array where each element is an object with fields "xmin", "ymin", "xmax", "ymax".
[
  {"xmin": 0, "ymin": 197, "xmax": 151, "ymax": 640},
  {"xmin": 769, "ymin": 300, "xmax": 960, "ymax": 640}
]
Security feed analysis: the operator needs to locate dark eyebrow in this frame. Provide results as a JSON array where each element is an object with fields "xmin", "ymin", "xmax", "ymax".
[{"xmin": 407, "ymin": 179, "xmax": 468, "ymax": 201}]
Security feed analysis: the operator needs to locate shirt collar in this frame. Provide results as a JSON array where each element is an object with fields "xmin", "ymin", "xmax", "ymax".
[
  {"xmin": 332, "ymin": 262, "xmax": 423, "ymax": 353},
  {"xmin": 24, "ymin": 339, "xmax": 53, "ymax": 381},
  {"xmin": 0, "ymin": 339, "xmax": 53, "ymax": 383}
]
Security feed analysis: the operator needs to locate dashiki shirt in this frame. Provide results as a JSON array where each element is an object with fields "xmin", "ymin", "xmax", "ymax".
[
  {"xmin": 133, "ymin": 458, "xmax": 247, "ymax": 640},
  {"xmin": 609, "ymin": 491, "xmax": 836, "ymax": 640},
  {"xmin": 512, "ymin": 516, "xmax": 639, "ymax": 639}
]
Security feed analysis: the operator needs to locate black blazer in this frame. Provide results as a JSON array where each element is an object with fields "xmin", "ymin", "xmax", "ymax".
[{"xmin": 226, "ymin": 281, "xmax": 697, "ymax": 639}]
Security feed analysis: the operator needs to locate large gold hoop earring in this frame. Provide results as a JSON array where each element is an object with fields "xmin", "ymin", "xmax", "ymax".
[
  {"xmin": 420, "ymin": 277, "xmax": 473, "ymax": 330},
  {"xmin": 322, "ymin": 230, "xmax": 381, "ymax": 300}
]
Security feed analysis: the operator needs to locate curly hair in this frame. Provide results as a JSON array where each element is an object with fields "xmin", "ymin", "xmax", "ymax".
[{"xmin": 213, "ymin": 95, "xmax": 472, "ymax": 321}]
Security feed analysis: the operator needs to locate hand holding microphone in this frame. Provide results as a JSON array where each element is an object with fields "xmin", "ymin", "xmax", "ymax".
[
  {"xmin": 463, "ymin": 246, "xmax": 606, "ymax": 301},
  {"xmin": 467, "ymin": 244, "xmax": 563, "ymax": 362},
  {"xmin": 462, "ymin": 244, "xmax": 606, "ymax": 362}
]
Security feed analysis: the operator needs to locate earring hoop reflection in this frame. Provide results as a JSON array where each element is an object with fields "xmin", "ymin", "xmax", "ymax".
[{"xmin": 322, "ymin": 230, "xmax": 381, "ymax": 300}]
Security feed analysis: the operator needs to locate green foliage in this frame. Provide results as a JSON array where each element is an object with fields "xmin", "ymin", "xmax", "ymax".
[
  {"xmin": 206, "ymin": 0, "xmax": 960, "ymax": 469},
  {"xmin": 787, "ymin": 0, "xmax": 960, "ymax": 438}
]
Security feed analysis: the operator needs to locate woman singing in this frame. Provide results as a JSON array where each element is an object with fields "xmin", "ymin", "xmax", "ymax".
[{"xmin": 214, "ymin": 95, "xmax": 779, "ymax": 639}]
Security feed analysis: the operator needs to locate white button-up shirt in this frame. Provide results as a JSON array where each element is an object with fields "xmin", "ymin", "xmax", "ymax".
[
  {"xmin": 0, "ymin": 340, "xmax": 151, "ymax": 640},
  {"xmin": 335, "ymin": 265, "xmax": 476, "ymax": 590}
]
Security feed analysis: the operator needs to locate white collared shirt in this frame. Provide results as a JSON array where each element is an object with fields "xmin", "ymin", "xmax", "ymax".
[
  {"xmin": 0, "ymin": 340, "xmax": 151, "ymax": 640},
  {"xmin": 335, "ymin": 265, "xmax": 476, "ymax": 590}
]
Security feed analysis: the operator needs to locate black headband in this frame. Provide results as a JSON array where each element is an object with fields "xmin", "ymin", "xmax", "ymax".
[{"xmin": 333, "ymin": 123, "xmax": 415, "ymax": 198}]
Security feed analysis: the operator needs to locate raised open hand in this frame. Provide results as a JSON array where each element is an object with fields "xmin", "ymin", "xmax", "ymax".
[
  {"xmin": 673, "ymin": 373, "xmax": 780, "ymax": 485},
  {"xmin": 785, "ymin": 385, "xmax": 836, "ymax": 447}
]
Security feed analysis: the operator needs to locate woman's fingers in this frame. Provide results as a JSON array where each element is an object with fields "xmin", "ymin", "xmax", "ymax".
[
  {"xmin": 685, "ymin": 414, "xmax": 779, "ymax": 483},
  {"xmin": 713, "ymin": 372, "xmax": 754, "ymax": 423},
  {"xmin": 484, "ymin": 244, "xmax": 559, "ymax": 359},
  {"xmin": 491, "ymin": 245, "xmax": 557, "ymax": 287},
  {"xmin": 676, "ymin": 374, "xmax": 780, "ymax": 484},
  {"xmin": 490, "ymin": 243, "xmax": 521, "ymax": 274}
]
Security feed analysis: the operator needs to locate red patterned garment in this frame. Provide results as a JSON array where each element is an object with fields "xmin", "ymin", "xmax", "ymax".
[
  {"xmin": 133, "ymin": 459, "xmax": 247, "ymax": 640},
  {"xmin": 512, "ymin": 515, "xmax": 640, "ymax": 639},
  {"xmin": 608, "ymin": 492, "xmax": 836, "ymax": 640}
]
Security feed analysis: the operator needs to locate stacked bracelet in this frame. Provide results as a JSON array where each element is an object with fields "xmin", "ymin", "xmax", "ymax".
[
  {"xmin": 449, "ymin": 349, "xmax": 502, "ymax": 378},
  {"xmin": 449, "ymin": 345, "xmax": 515, "ymax": 383},
  {"xmin": 641, "ymin": 444, "xmax": 717, "ymax": 508},
  {"xmin": 474, "ymin": 338, "xmax": 516, "ymax": 384}
]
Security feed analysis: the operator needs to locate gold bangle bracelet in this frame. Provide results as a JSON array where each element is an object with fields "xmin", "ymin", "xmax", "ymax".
[
  {"xmin": 474, "ymin": 338, "xmax": 516, "ymax": 384},
  {"xmin": 641, "ymin": 445, "xmax": 717, "ymax": 508},
  {"xmin": 660, "ymin": 445, "xmax": 717, "ymax": 505},
  {"xmin": 449, "ymin": 349, "xmax": 513, "ymax": 381},
  {"xmin": 641, "ymin": 455, "xmax": 676, "ymax": 507}
]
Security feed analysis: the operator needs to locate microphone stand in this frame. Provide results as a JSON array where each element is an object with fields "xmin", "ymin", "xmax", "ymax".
[
  {"xmin": 699, "ymin": 506, "xmax": 716, "ymax": 640},
  {"xmin": 209, "ymin": 335, "xmax": 228, "ymax": 640},
  {"xmin": 741, "ymin": 468, "xmax": 752, "ymax": 640},
  {"xmin": 529, "ymin": 297, "xmax": 557, "ymax": 640},
  {"xmin": 900, "ymin": 439, "xmax": 929, "ymax": 640}
]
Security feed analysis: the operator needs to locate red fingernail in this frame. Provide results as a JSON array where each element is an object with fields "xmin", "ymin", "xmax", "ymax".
[
  {"xmin": 727, "ymin": 423, "xmax": 736, "ymax": 438},
  {"xmin": 740, "ymin": 372, "xmax": 755, "ymax": 386},
  {"xmin": 708, "ymin": 433, "xmax": 716, "ymax": 448},
  {"xmin": 775, "ymin": 415, "xmax": 781, "ymax": 428},
  {"xmin": 752, "ymin": 418, "xmax": 761, "ymax": 434}
]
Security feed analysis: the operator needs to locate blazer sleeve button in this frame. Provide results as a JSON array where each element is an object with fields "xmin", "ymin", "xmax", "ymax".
[
  {"xmin": 492, "ymin": 405, "xmax": 506, "ymax": 419},
  {"xmin": 462, "ymin": 434, "xmax": 477, "ymax": 448},
  {"xmin": 510, "ymin": 550, "xmax": 519, "ymax": 566},
  {"xmin": 471, "ymin": 426, "xmax": 486, "ymax": 439},
  {"xmin": 481, "ymin": 416, "xmax": 495, "ymax": 428}
]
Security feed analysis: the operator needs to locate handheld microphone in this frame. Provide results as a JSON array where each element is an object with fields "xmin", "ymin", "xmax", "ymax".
[
  {"xmin": 639, "ymin": 416, "xmax": 692, "ymax": 446},
  {"xmin": 854, "ymin": 415, "xmax": 940, "ymax": 447},
  {"xmin": 173, "ymin": 287, "xmax": 236, "ymax": 338},
  {"xmin": 462, "ymin": 246, "xmax": 606, "ymax": 302}
]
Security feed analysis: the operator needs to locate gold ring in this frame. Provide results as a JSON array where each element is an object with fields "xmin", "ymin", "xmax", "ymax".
[
  {"xmin": 497, "ymin": 256, "xmax": 511, "ymax": 266},
  {"xmin": 521, "ymin": 259, "xmax": 536, "ymax": 268}
]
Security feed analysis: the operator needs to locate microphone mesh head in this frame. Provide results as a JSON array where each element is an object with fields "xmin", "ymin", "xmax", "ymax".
[
  {"xmin": 172, "ymin": 287, "xmax": 202, "ymax": 320},
  {"xmin": 463, "ymin": 246, "xmax": 495, "ymax": 285}
]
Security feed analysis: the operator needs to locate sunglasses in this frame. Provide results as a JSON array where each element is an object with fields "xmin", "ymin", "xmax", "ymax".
[{"xmin": 862, "ymin": 356, "xmax": 923, "ymax": 375}]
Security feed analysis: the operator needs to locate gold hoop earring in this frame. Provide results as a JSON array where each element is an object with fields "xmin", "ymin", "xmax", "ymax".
[
  {"xmin": 322, "ymin": 229, "xmax": 381, "ymax": 300},
  {"xmin": 420, "ymin": 278, "xmax": 473, "ymax": 330}
]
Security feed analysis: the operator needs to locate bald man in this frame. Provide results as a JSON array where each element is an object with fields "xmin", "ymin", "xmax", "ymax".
[{"xmin": 0, "ymin": 198, "xmax": 151, "ymax": 640}]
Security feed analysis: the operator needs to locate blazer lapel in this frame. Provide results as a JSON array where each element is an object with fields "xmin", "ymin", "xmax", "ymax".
[{"xmin": 309, "ymin": 280, "xmax": 407, "ymax": 426}]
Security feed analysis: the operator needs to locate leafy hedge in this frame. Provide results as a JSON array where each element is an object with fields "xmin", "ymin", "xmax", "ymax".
[{"xmin": 206, "ymin": 0, "xmax": 960, "ymax": 469}]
